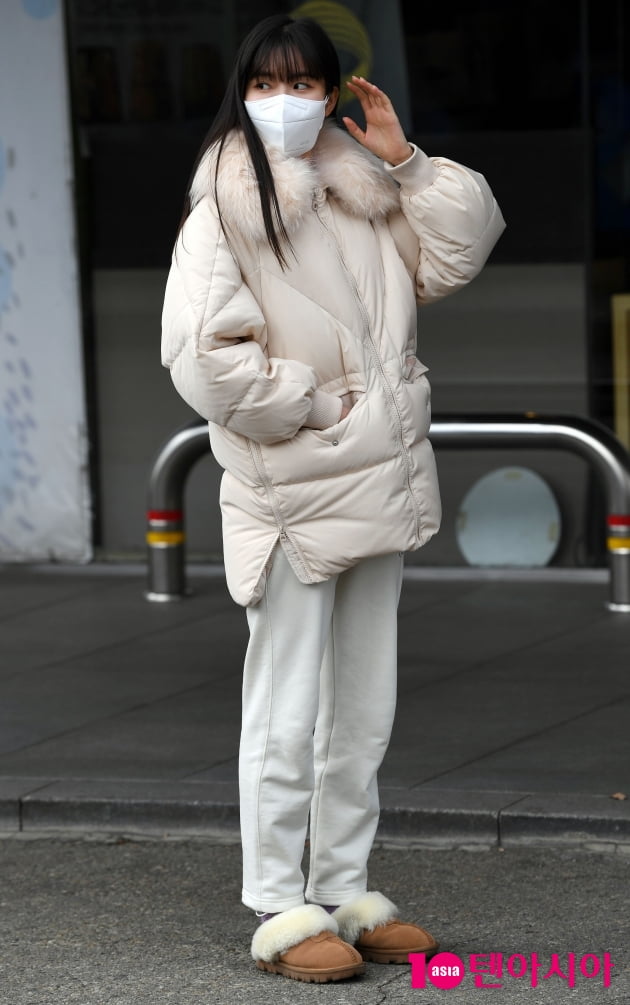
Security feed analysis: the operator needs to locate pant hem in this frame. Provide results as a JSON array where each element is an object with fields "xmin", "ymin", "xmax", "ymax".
[
  {"xmin": 242, "ymin": 889, "xmax": 306, "ymax": 914},
  {"xmin": 305, "ymin": 886, "xmax": 367, "ymax": 906}
]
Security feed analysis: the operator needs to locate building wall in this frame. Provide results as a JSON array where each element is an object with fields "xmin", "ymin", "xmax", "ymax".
[
  {"xmin": 3, "ymin": 0, "xmax": 626, "ymax": 570},
  {"xmin": 0, "ymin": 0, "xmax": 91, "ymax": 561}
]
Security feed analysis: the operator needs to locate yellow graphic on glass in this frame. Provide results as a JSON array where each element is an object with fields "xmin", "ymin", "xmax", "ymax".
[{"xmin": 292, "ymin": 1, "xmax": 373, "ymax": 107}]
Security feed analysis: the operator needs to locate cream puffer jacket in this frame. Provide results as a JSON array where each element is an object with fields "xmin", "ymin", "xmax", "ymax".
[{"xmin": 162, "ymin": 123, "xmax": 505, "ymax": 605}]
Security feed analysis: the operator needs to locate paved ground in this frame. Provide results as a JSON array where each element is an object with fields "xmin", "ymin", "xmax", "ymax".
[
  {"xmin": 1, "ymin": 563, "xmax": 629, "ymax": 846},
  {"xmin": 1, "ymin": 837, "xmax": 628, "ymax": 1004},
  {"xmin": 1, "ymin": 563, "xmax": 629, "ymax": 1003}
]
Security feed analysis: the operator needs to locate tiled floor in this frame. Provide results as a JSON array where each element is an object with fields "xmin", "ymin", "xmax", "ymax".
[{"xmin": 1, "ymin": 564, "xmax": 629, "ymax": 843}]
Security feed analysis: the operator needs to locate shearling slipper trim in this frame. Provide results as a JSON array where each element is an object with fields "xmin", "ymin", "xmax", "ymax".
[
  {"xmin": 333, "ymin": 892, "xmax": 398, "ymax": 946},
  {"xmin": 251, "ymin": 904, "xmax": 339, "ymax": 962}
]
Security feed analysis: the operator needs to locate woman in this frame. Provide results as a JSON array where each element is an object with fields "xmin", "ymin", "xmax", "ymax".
[{"xmin": 162, "ymin": 13, "xmax": 504, "ymax": 984}]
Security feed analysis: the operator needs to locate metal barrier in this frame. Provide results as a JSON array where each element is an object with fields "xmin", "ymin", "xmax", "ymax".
[
  {"xmin": 145, "ymin": 422, "xmax": 211, "ymax": 601},
  {"xmin": 146, "ymin": 414, "xmax": 630, "ymax": 611}
]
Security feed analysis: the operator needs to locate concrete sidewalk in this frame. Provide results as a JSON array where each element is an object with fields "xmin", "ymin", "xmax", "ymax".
[
  {"xmin": 1, "ymin": 563, "xmax": 629, "ymax": 847},
  {"xmin": 3, "ymin": 839, "xmax": 629, "ymax": 1004}
]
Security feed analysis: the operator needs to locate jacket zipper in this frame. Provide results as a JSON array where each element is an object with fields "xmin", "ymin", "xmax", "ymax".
[
  {"xmin": 311, "ymin": 193, "xmax": 424, "ymax": 537},
  {"xmin": 247, "ymin": 439, "xmax": 313, "ymax": 581}
]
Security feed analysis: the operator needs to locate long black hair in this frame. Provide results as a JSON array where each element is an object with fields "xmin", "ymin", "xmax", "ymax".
[{"xmin": 177, "ymin": 15, "xmax": 341, "ymax": 267}]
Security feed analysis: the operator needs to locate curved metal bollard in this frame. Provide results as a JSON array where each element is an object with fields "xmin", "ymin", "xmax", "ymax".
[
  {"xmin": 430, "ymin": 413, "xmax": 630, "ymax": 612},
  {"xmin": 145, "ymin": 421, "xmax": 211, "ymax": 601},
  {"xmin": 145, "ymin": 413, "xmax": 630, "ymax": 611}
]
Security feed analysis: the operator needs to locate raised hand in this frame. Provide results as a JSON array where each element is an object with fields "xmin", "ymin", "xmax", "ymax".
[{"xmin": 343, "ymin": 76, "xmax": 412, "ymax": 166}]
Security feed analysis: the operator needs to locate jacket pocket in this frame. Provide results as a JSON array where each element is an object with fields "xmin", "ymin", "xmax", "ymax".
[
  {"xmin": 308, "ymin": 389, "xmax": 367, "ymax": 444},
  {"xmin": 402, "ymin": 357, "xmax": 432, "ymax": 442}
]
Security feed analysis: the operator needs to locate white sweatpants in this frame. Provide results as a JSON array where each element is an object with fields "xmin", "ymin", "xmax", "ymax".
[{"xmin": 239, "ymin": 547, "xmax": 404, "ymax": 913}]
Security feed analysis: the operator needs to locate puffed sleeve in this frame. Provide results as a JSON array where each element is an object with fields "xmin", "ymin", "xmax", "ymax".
[
  {"xmin": 385, "ymin": 145, "xmax": 505, "ymax": 304},
  {"xmin": 161, "ymin": 196, "xmax": 331, "ymax": 444}
]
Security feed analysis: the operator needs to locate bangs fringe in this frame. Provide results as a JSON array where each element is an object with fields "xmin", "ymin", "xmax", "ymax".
[{"xmin": 249, "ymin": 33, "xmax": 326, "ymax": 83}]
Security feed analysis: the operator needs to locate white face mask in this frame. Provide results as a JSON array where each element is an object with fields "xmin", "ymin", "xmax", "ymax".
[{"xmin": 244, "ymin": 93, "xmax": 328, "ymax": 157}]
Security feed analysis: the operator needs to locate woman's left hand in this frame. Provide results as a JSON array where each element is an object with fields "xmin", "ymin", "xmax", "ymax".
[{"xmin": 343, "ymin": 76, "xmax": 413, "ymax": 166}]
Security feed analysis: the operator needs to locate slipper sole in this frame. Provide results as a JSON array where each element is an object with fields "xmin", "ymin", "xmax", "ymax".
[
  {"xmin": 256, "ymin": 959, "xmax": 366, "ymax": 982},
  {"xmin": 358, "ymin": 940, "xmax": 440, "ymax": 965}
]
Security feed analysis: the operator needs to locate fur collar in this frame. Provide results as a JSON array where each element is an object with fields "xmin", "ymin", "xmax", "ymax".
[{"xmin": 190, "ymin": 122, "xmax": 400, "ymax": 244}]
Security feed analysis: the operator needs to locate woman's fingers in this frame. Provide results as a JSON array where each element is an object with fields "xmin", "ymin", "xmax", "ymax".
[
  {"xmin": 342, "ymin": 115, "xmax": 365, "ymax": 141},
  {"xmin": 343, "ymin": 75, "xmax": 411, "ymax": 163},
  {"xmin": 345, "ymin": 76, "xmax": 372, "ymax": 104},
  {"xmin": 346, "ymin": 76, "xmax": 391, "ymax": 109}
]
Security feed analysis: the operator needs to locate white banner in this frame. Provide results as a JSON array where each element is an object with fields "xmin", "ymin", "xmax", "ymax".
[{"xmin": 0, "ymin": 0, "xmax": 91, "ymax": 561}]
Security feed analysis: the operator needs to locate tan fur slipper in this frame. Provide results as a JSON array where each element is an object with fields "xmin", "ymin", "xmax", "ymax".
[
  {"xmin": 334, "ymin": 892, "xmax": 439, "ymax": 964},
  {"xmin": 251, "ymin": 904, "xmax": 365, "ymax": 983}
]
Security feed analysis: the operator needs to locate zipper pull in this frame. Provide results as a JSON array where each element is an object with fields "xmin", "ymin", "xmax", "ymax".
[{"xmin": 312, "ymin": 187, "xmax": 325, "ymax": 211}]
